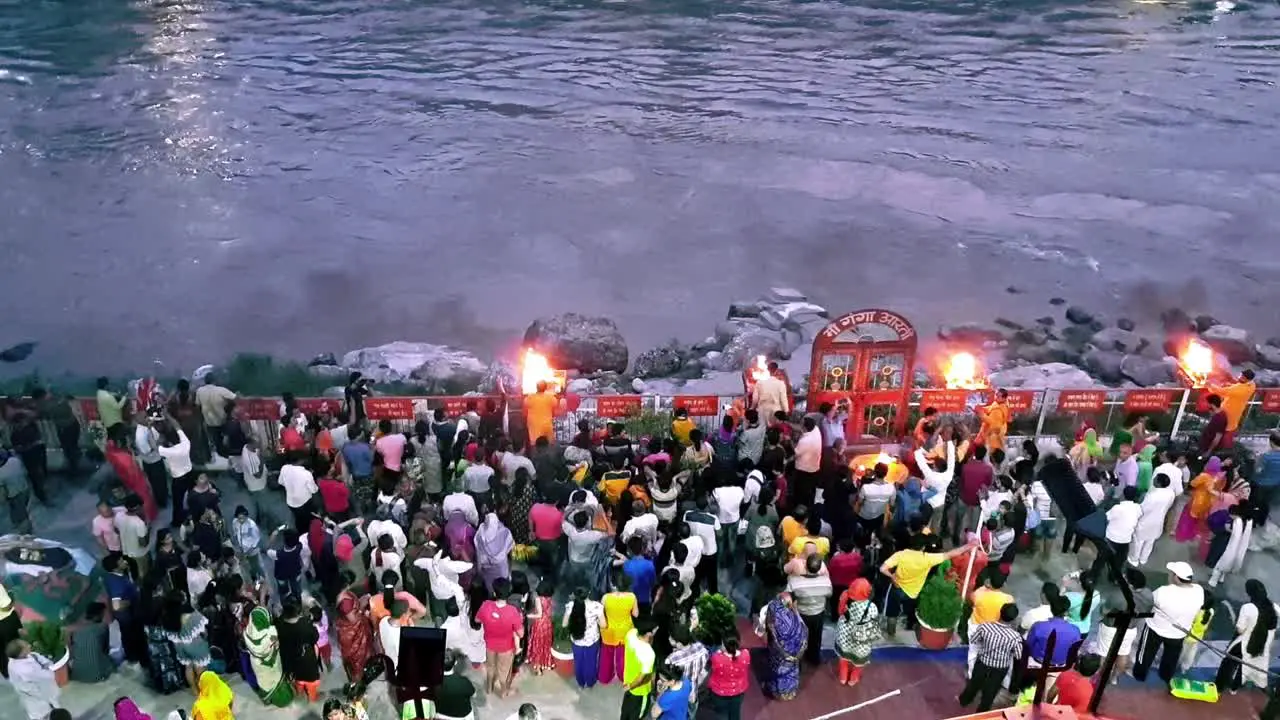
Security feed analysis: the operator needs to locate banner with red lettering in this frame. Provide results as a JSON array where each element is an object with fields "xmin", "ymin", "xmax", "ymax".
[
  {"xmin": 238, "ymin": 398, "xmax": 282, "ymax": 421},
  {"xmin": 296, "ymin": 398, "xmax": 337, "ymax": 416},
  {"xmin": 1002, "ymin": 391, "xmax": 1037, "ymax": 413},
  {"xmin": 1123, "ymin": 389, "xmax": 1180, "ymax": 413},
  {"xmin": 441, "ymin": 396, "xmax": 501, "ymax": 415},
  {"xmin": 919, "ymin": 389, "xmax": 969, "ymax": 414},
  {"xmin": 673, "ymin": 395, "xmax": 720, "ymax": 417},
  {"xmin": 1262, "ymin": 390, "xmax": 1280, "ymax": 413},
  {"xmin": 595, "ymin": 395, "xmax": 642, "ymax": 418},
  {"xmin": 1055, "ymin": 390, "xmax": 1106, "ymax": 413},
  {"xmin": 364, "ymin": 398, "xmax": 414, "ymax": 420}
]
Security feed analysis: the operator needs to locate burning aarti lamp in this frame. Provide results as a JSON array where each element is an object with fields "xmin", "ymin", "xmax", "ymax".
[
  {"xmin": 943, "ymin": 351, "xmax": 990, "ymax": 390},
  {"xmin": 1176, "ymin": 338, "xmax": 1216, "ymax": 388},
  {"xmin": 520, "ymin": 348, "xmax": 566, "ymax": 395},
  {"xmin": 848, "ymin": 450, "xmax": 910, "ymax": 484}
]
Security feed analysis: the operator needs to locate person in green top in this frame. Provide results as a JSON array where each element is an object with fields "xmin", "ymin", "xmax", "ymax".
[
  {"xmin": 95, "ymin": 377, "xmax": 128, "ymax": 431},
  {"xmin": 1135, "ymin": 445, "xmax": 1157, "ymax": 494},
  {"xmin": 621, "ymin": 617, "xmax": 658, "ymax": 720}
]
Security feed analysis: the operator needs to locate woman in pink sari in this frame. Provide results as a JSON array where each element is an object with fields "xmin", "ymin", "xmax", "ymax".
[
  {"xmin": 444, "ymin": 509, "xmax": 477, "ymax": 590},
  {"xmin": 106, "ymin": 431, "xmax": 157, "ymax": 523}
]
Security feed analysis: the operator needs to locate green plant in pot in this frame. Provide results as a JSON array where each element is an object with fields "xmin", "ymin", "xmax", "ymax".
[
  {"xmin": 552, "ymin": 616, "xmax": 573, "ymax": 655},
  {"xmin": 24, "ymin": 620, "xmax": 67, "ymax": 660},
  {"xmin": 914, "ymin": 574, "xmax": 963, "ymax": 650},
  {"xmin": 694, "ymin": 593, "xmax": 738, "ymax": 648}
]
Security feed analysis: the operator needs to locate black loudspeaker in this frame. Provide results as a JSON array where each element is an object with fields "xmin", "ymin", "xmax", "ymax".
[
  {"xmin": 1037, "ymin": 457, "xmax": 1107, "ymax": 542},
  {"xmin": 396, "ymin": 626, "xmax": 446, "ymax": 696}
]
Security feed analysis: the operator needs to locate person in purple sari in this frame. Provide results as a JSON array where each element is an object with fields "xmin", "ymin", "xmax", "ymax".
[
  {"xmin": 475, "ymin": 510, "xmax": 515, "ymax": 593},
  {"xmin": 764, "ymin": 591, "xmax": 807, "ymax": 700},
  {"xmin": 444, "ymin": 509, "xmax": 478, "ymax": 590}
]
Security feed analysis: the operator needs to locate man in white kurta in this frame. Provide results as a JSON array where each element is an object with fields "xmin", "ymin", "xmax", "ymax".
[
  {"xmin": 1129, "ymin": 472, "xmax": 1176, "ymax": 567},
  {"xmin": 7, "ymin": 641, "xmax": 60, "ymax": 720}
]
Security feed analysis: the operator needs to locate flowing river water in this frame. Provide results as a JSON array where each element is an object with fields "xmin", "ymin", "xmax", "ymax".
[{"xmin": 1, "ymin": 0, "xmax": 1278, "ymax": 373}]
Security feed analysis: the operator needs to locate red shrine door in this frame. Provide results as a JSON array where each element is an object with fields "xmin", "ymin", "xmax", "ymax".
[{"xmin": 807, "ymin": 309, "xmax": 918, "ymax": 442}]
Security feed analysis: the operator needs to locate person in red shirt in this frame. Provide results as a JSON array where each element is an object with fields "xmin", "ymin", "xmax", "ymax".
[
  {"xmin": 952, "ymin": 444, "xmax": 994, "ymax": 544},
  {"xmin": 528, "ymin": 501, "xmax": 564, "ymax": 582},
  {"xmin": 1049, "ymin": 654, "xmax": 1100, "ymax": 712},
  {"xmin": 705, "ymin": 635, "xmax": 752, "ymax": 720},
  {"xmin": 830, "ymin": 540, "xmax": 865, "ymax": 614},
  {"xmin": 477, "ymin": 577, "xmax": 524, "ymax": 698},
  {"xmin": 280, "ymin": 423, "xmax": 306, "ymax": 454},
  {"xmin": 317, "ymin": 471, "xmax": 351, "ymax": 521}
]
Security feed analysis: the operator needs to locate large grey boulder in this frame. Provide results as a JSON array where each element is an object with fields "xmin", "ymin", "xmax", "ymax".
[
  {"xmin": 1120, "ymin": 355, "xmax": 1176, "ymax": 387},
  {"xmin": 1065, "ymin": 306, "xmax": 1094, "ymax": 325},
  {"xmin": 1258, "ymin": 344, "xmax": 1280, "ymax": 371},
  {"xmin": 989, "ymin": 363, "xmax": 1100, "ymax": 389},
  {"xmin": 715, "ymin": 320, "xmax": 754, "ymax": 346},
  {"xmin": 719, "ymin": 329, "xmax": 785, "ymax": 370},
  {"xmin": 1201, "ymin": 325, "xmax": 1256, "ymax": 365},
  {"xmin": 633, "ymin": 346, "xmax": 685, "ymax": 379},
  {"xmin": 341, "ymin": 342, "xmax": 486, "ymax": 384},
  {"xmin": 523, "ymin": 313, "xmax": 629, "ymax": 373},
  {"xmin": 1083, "ymin": 349, "xmax": 1126, "ymax": 384},
  {"xmin": 1090, "ymin": 327, "xmax": 1145, "ymax": 354},
  {"xmin": 308, "ymin": 352, "xmax": 338, "ymax": 367},
  {"xmin": 938, "ymin": 323, "xmax": 1007, "ymax": 345},
  {"xmin": 478, "ymin": 360, "xmax": 518, "ymax": 394}
]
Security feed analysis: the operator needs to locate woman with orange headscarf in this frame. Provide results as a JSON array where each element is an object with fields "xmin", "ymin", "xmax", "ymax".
[{"xmin": 833, "ymin": 578, "xmax": 879, "ymax": 686}]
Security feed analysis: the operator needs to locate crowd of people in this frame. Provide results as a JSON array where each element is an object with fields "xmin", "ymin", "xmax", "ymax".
[{"xmin": 0, "ymin": 366, "xmax": 1277, "ymax": 720}]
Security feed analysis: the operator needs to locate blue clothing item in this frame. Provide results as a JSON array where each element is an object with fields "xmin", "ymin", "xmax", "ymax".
[
  {"xmin": 1026, "ymin": 617, "xmax": 1082, "ymax": 667},
  {"xmin": 656, "ymin": 681, "xmax": 693, "ymax": 720},
  {"xmin": 103, "ymin": 572, "xmax": 139, "ymax": 623},
  {"xmin": 623, "ymin": 556, "xmax": 657, "ymax": 604},
  {"xmin": 1256, "ymin": 450, "xmax": 1280, "ymax": 488},
  {"xmin": 572, "ymin": 641, "xmax": 600, "ymax": 688},
  {"xmin": 342, "ymin": 441, "xmax": 375, "ymax": 478}
]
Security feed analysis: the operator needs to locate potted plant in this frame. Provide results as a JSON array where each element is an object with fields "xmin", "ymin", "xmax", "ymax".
[
  {"xmin": 551, "ymin": 615, "xmax": 574, "ymax": 678},
  {"xmin": 25, "ymin": 620, "xmax": 70, "ymax": 686},
  {"xmin": 694, "ymin": 593, "xmax": 738, "ymax": 649},
  {"xmin": 915, "ymin": 574, "xmax": 964, "ymax": 650}
]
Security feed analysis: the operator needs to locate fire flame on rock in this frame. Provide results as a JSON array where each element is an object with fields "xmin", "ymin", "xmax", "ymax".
[
  {"xmin": 944, "ymin": 352, "xmax": 988, "ymax": 390},
  {"xmin": 520, "ymin": 348, "xmax": 561, "ymax": 395},
  {"xmin": 749, "ymin": 355, "xmax": 769, "ymax": 384},
  {"xmin": 1178, "ymin": 338, "xmax": 1215, "ymax": 387}
]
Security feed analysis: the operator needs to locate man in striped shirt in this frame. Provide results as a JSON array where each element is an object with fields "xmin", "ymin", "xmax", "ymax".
[{"xmin": 958, "ymin": 602, "xmax": 1023, "ymax": 712}]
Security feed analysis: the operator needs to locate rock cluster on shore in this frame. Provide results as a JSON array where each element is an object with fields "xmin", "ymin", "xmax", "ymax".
[{"xmin": 299, "ymin": 289, "xmax": 1279, "ymax": 401}]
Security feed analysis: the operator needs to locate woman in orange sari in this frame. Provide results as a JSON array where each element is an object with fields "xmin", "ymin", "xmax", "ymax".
[{"xmin": 1176, "ymin": 457, "xmax": 1224, "ymax": 542}]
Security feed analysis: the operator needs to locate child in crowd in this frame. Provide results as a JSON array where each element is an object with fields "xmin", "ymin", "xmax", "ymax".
[
  {"xmin": 92, "ymin": 501, "xmax": 122, "ymax": 556},
  {"xmin": 241, "ymin": 438, "xmax": 269, "ymax": 512},
  {"xmin": 230, "ymin": 505, "xmax": 264, "ymax": 581},
  {"xmin": 311, "ymin": 601, "xmax": 332, "ymax": 672},
  {"xmin": 1178, "ymin": 593, "xmax": 1216, "ymax": 672},
  {"xmin": 185, "ymin": 550, "xmax": 213, "ymax": 603}
]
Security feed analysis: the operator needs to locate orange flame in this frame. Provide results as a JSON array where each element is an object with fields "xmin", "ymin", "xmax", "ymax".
[
  {"xmin": 1178, "ymin": 338, "xmax": 1215, "ymax": 387},
  {"xmin": 520, "ymin": 348, "xmax": 563, "ymax": 395},
  {"xmin": 944, "ymin": 352, "xmax": 988, "ymax": 389},
  {"xmin": 749, "ymin": 355, "xmax": 769, "ymax": 384}
]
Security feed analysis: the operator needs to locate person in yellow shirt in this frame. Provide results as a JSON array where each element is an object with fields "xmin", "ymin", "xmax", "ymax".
[
  {"xmin": 524, "ymin": 381, "xmax": 564, "ymax": 447},
  {"xmin": 780, "ymin": 507, "xmax": 809, "ymax": 550},
  {"xmin": 786, "ymin": 515, "xmax": 831, "ymax": 559},
  {"xmin": 881, "ymin": 535, "xmax": 980, "ymax": 634},
  {"xmin": 670, "ymin": 407, "xmax": 696, "ymax": 448},
  {"xmin": 977, "ymin": 390, "xmax": 1011, "ymax": 452},
  {"xmin": 966, "ymin": 570, "xmax": 1014, "ymax": 673},
  {"xmin": 1207, "ymin": 369, "xmax": 1256, "ymax": 434}
]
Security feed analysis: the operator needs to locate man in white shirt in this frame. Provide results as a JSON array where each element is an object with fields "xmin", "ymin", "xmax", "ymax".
[
  {"xmin": 157, "ymin": 419, "xmax": 194, "ymax": 528},
  {"xmin": 368, "ymin": 511, "xmax": 409, "ymax": 554},
  {"xmin": 1133, "ymin": 561, "xmax": 1204, "ymax": 684},
  {"xmin": 115, "ymin": 498, "xmax": 151, "ymax": 579},
  {"xmin": 443, "ymin": 491, "xmax": 479, "ymax": 527},
  {"xmin": 134, "ymin": 417, "xmax": 169, "ymax": 510},
  {"xmin": 1154, "ymin": 451, "xmax": 1188, "ymax": 536},
  {"xmin": 1102, "ymin": 486, "xmax": 1141, "ymax": 576},
  {"xmin": 743, "ymin": 469, "xmax": 765, "ymax": 506},
  {"xmin": 1130, "ymin": 473, "xmax": 1176, "ymax": 567},
  {"xmin": 1113, "ymin": 444, "xmax": 1138, "ymax": 498},
  {"xmin": 855, "ymin": 464, "xmax": 896, "ymax": 535},
  {"xmin": 498, "ymin": 446, "xmax": 536, "ymax": 488},
  {"xmin": 793, "ymin": 416, "xmax": 823, "ymax": 508},
  {"xmin": 1027, "ymin": 476, "xmax": 1054, "ymax": 557},
  {"xmin": 684, "ymin": 497, "xmax": 721, "ymax": 593},
  {"xmin": 194, "ymin": 374, "xmax": 237, "ymax": 458},
  {"xmin": 751, "ymin": 362, "xmax": 790, "ymax": 422},
  {"xmin": 711, "ymin": 480, "xmax": 745, "ymax": 569},
  {"xmin": 416, "ymin": 546, "xmax": 474, "ymax": 620},
  {"xmin": 620, "ymin": 501, "xmax": 660, "ymax": 554},
  {"xmin": 278, "ymin": 459, "xmax": 318, "ymax": 532}
]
